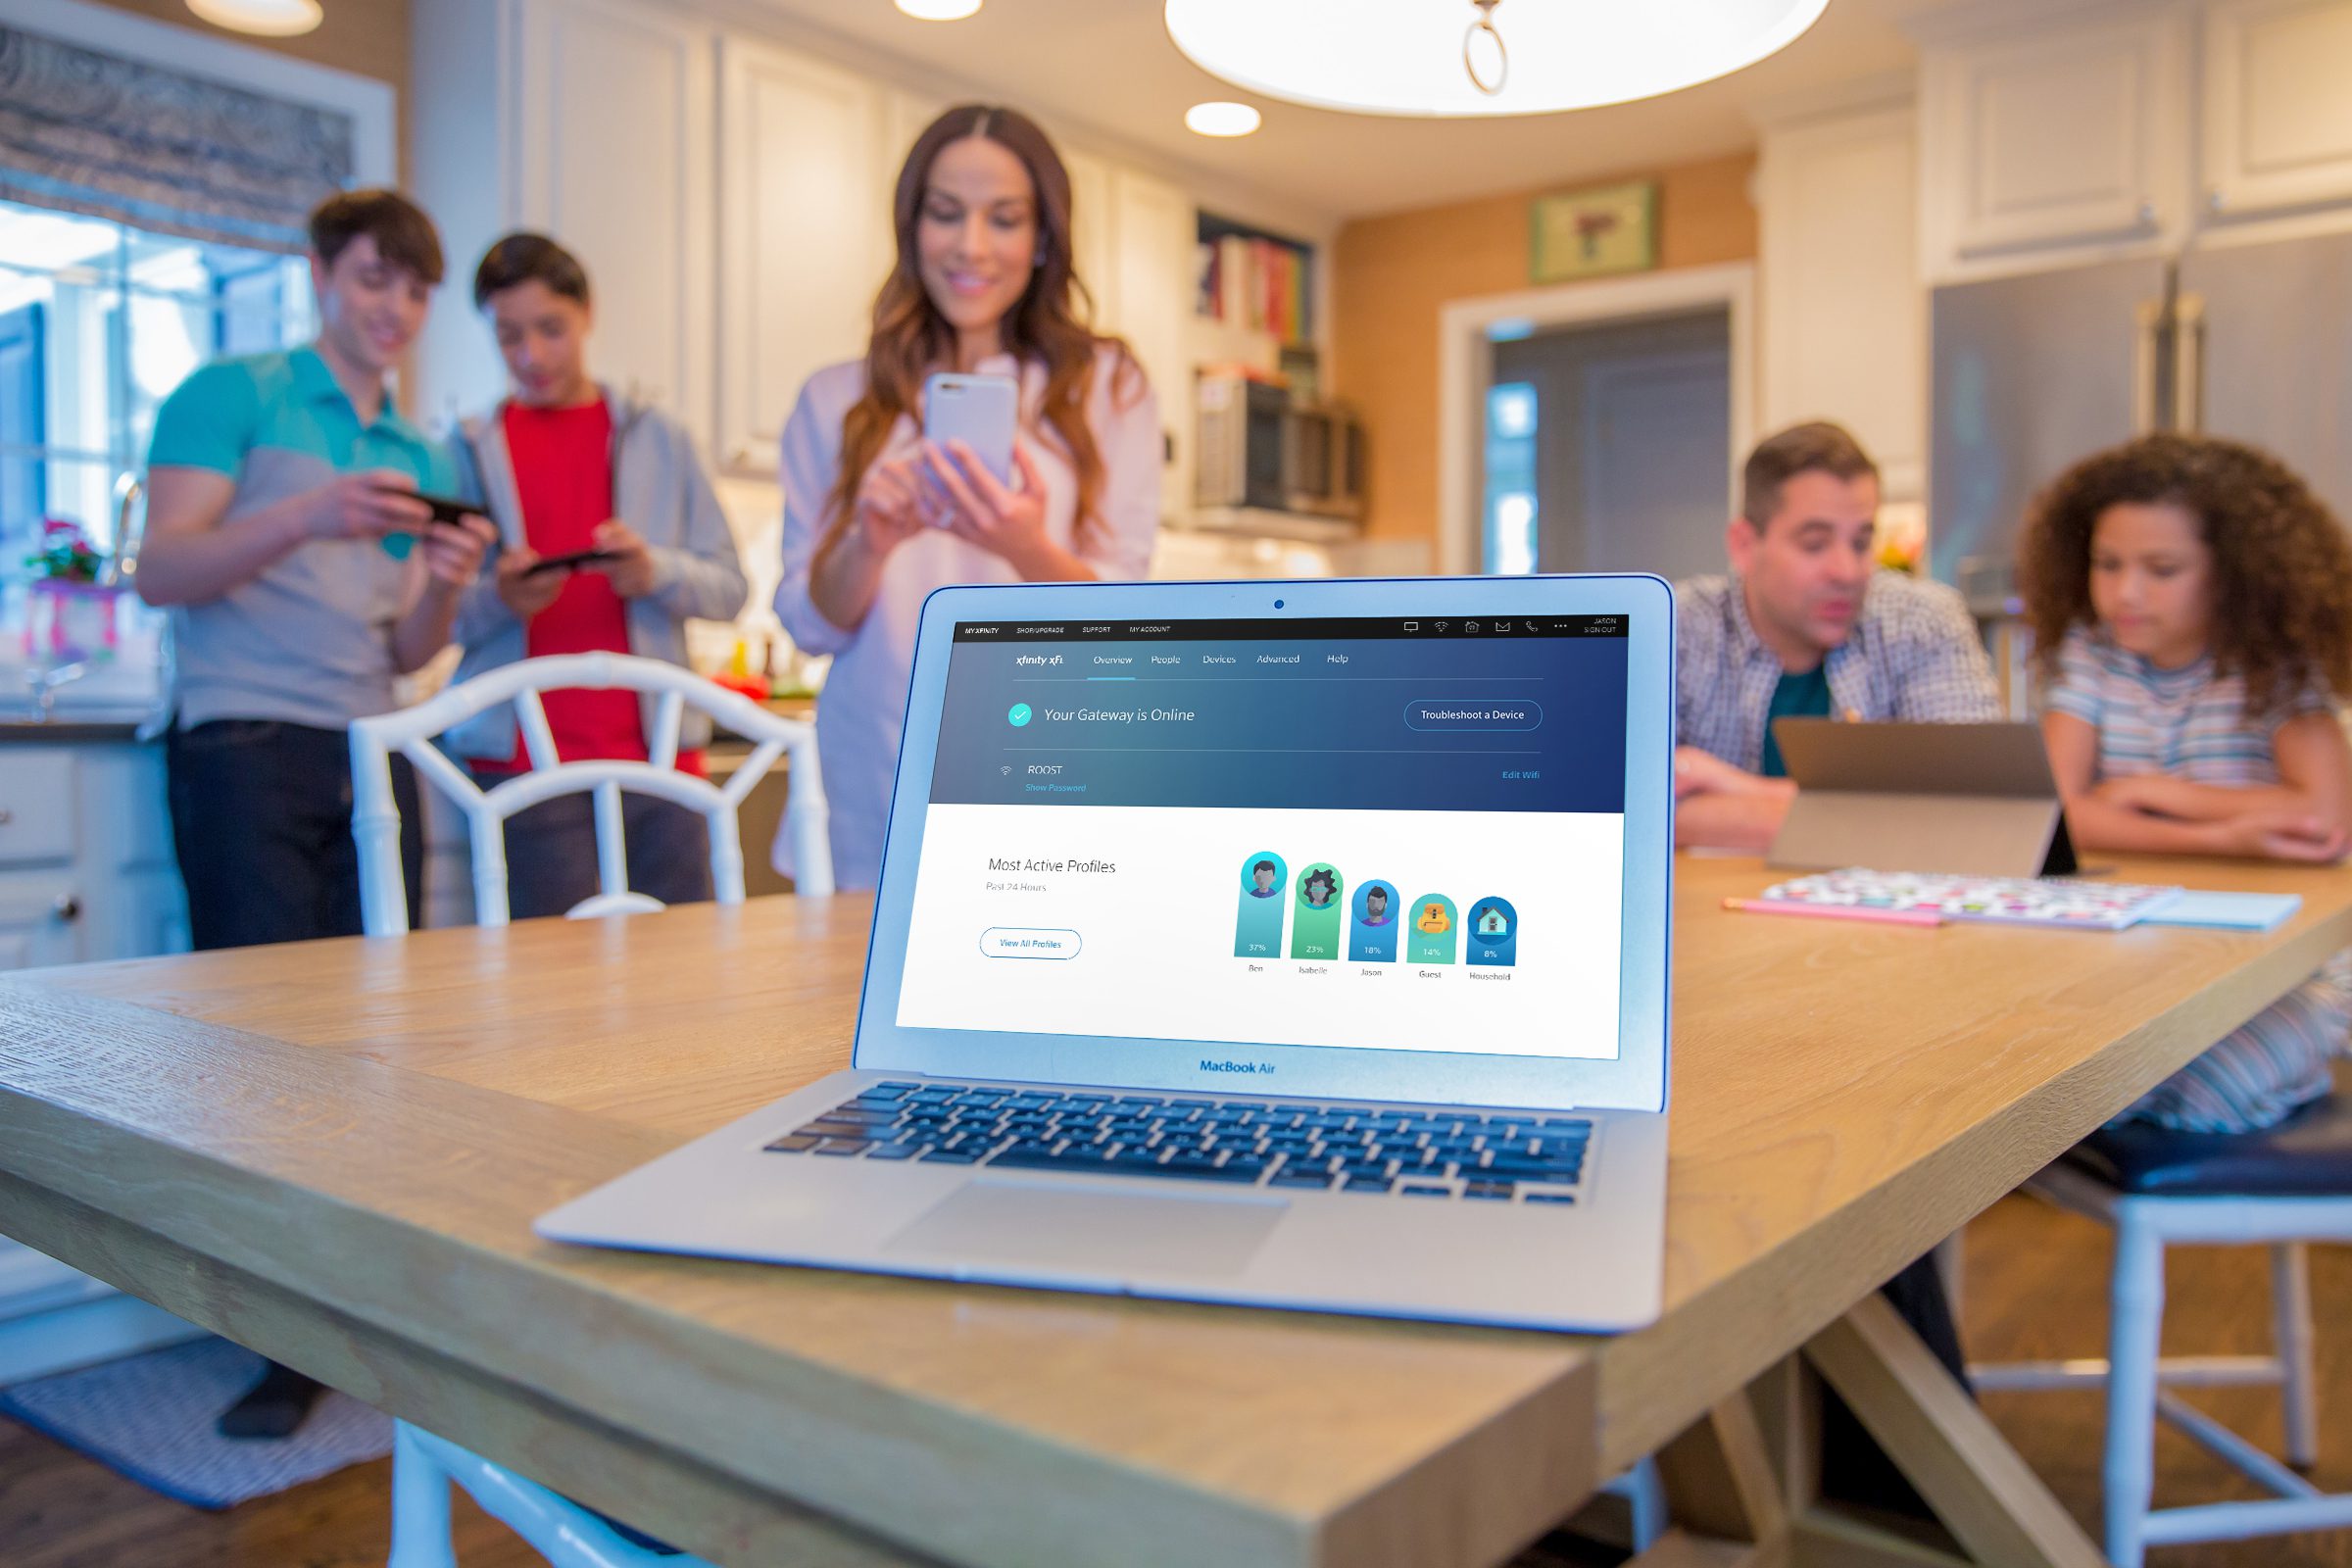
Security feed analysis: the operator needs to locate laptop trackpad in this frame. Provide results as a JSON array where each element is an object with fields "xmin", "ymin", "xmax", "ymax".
[{"xmin": 882, "ymin": 1179, "xmax": 1283, "ymax": 1278}]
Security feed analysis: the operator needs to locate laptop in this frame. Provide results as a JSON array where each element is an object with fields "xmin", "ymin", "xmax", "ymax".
[{"xmin": 537, "ymin": 574, "xmax": 1676, "ymax": 1333}]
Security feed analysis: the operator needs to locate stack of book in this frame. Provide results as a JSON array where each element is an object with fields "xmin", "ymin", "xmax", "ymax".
[{"xmin": 1198, "ymin": 232, "xmax": 1311, "ymax": 347}]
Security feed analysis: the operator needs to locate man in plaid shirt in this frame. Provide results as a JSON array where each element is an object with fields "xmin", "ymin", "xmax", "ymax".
[
  {"xmin": 1677, "ymin": 422, "xmax": 2000, "ymax": 1517},
  {"xmin": 1675, "ymin": 422, "xmax": 2001, "ymax": 849}
]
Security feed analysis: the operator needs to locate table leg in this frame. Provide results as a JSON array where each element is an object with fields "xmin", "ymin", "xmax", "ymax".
[
  {"xmin": 1634, "ymin": 1293, "xmax": 2106, "ymax": 1568},
  {"xmin": 1654, "ymin": 1388, "xmax": 1790, "ymax": 1544},
  {"xmin": 1803, "ymin": 1294, "xmax": 2106, "ymax": 1568}
]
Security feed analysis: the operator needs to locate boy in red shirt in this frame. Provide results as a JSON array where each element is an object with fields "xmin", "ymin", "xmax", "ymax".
[{"xmin": 448, "ymin": 234, "xmax": 748, "ymax": 916}]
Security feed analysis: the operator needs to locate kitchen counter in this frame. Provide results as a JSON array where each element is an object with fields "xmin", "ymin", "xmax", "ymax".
[{"xmin": 0, "ymin": 721, "xmax": 146, "ymax": 744}]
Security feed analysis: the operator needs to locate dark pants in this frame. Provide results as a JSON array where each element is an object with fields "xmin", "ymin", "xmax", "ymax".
[
  {"xmin": 468, "ymin": 770, "xmax": 713, "ymax": 920},
  {"xmin": 167, "ymin": 719, "xmax": 422, "ymax": 950},
  {"xmin": 1820, "ymin": 1253, "xmax": 1973, "ymax": 1515}
]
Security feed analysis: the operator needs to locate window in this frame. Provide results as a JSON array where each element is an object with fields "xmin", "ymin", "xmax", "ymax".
[
  {"xmin": 0, "ymin": 196, "xmax": 314, "ymax": 558},
  {"xmin": 1482, "ymin": 380, "xmax": 1539, "ymax": 575}
]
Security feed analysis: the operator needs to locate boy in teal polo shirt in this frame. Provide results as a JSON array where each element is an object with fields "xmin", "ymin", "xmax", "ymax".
[{"xmin": 137, "ymin": 188, "xmax": 495, "ymax": 1440}]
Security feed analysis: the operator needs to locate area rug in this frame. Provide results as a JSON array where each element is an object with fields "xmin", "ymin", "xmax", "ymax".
[{"xmin": 0, "ymin": 1336, "xmax": 392, "ymax": 1509}]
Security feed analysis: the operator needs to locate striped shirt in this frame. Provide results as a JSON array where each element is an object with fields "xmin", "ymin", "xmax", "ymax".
[
  {"xmin": 2043, "ymin": 626, "xmax": 2351, "ymax": 1133},
  {"xmin": 1675, "ymin": 571, "xmax": 2003, "ymax": 771}
]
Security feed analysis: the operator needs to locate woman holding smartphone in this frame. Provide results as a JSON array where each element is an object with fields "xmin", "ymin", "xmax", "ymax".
[
  {"xmin": 774, "ymin": 104, "xmax": 1161, "ymax": 891},
  {"xmin": 449, "ymin": 232, "xmax": 750, "ymax": 916}
]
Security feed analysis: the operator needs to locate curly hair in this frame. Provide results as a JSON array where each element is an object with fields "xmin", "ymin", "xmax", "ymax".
[{"xmin": 2018, "ymin": 433, "xmax": 2352, "ymax": 719}]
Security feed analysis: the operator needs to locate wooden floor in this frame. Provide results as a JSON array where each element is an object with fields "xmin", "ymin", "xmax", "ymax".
[{"xmin": 3, "ymin": 1194, "xmax": 2351, "ymax": 1566}]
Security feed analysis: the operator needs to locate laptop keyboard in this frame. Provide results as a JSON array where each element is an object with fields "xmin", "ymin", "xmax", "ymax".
[{"xmin": 763, "ymin": 1082, "xmax": 1590, "ymax": 1202}]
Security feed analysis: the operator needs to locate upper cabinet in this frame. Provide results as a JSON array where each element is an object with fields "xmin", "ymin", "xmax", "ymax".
[
  {"xmin": 512, "ymin": 0, "xmax": 716, "ymax": 443},
  {"xmin": 1919, "ymin": 3, "xmax": 2190, "ymax": 274},
  {"xmin": 715, "ymin": 40, "xmax": 887, "ymax": 473},
  {"xmin": 1916, "ymin": 0, "xmax": 2352, "ymax": 280},
  {"xmin": 1758, "ymin": 100, "xmax": 1927, "ymax": 499},
  {"xmin": 1106, "ymin": 170, "xmax": 1196, "ymax": 519},
  {"xmin": 2203, "ymin": 0, "xmax": 2352, "ymax": 219}
]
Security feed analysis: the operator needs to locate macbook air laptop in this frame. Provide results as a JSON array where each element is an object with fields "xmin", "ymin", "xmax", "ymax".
[{"xmin": 538, "ymin": 574, "xmax": 1675, "ymax": 1332}]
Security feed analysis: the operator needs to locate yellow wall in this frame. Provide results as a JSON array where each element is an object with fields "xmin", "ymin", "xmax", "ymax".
[
  {"xmin": 81, "ymin": 0, "xmax": 410, "ymax": 171},
  {"xmin": 1332, "ymin": 152, "xmax": 1758, "ymax": 545}
]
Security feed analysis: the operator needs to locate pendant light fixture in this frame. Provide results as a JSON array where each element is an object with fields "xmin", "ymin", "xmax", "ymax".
[
  {"xmin": 1164, "ymin": 0, "xmax": 1829, "ymax": 118},
  {"xmin": 187, "ymin": 0, "xmax": 323, "ymax": 36}
]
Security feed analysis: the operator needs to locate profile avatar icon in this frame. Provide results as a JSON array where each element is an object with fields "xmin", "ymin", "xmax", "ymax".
[
  {"xmin": 1475, "ymin": 904, "xmax": 1511, "ymax": 938},
  {"xmin": 1301, "ymin": 867, "xmax": 1339, "ymax": 907},
  {"xmin": 1249, "ymin": 858, "xmax": 1279, "ymax": 898},
  {"xmin": 1361, "ymin": 885, "xmax": 1393, "ymax": 926},
  {"xmin": 1417, "ymin": 901, "xmax": 1451, "ymax": 934}
]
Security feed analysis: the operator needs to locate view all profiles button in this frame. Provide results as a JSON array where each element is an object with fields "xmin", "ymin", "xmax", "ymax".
[
  {"xmin": 979, "ymin": 927, "xmax": 1084, "ymax": 960},
  {"xmin": 1403, "ymin": 698, "xmax": 1544, "ymax": 731}
]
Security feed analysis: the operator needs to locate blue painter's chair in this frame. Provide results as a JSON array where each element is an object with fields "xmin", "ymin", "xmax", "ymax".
[{"xmin": 1971, "ymin": 1094, "xmax": 2352, "ymax": 1567}]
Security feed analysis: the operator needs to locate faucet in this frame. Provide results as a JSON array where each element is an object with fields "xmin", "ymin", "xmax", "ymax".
[
  {"xmin": 24, "ymin": 660, "xmax": 88, "ymax": 722},
  {"xmin": 102, "ymin": 474, "xmax": 144, "ymax": 589}
]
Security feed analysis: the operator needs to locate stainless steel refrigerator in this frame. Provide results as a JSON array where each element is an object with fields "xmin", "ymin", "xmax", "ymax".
[{"xmin": 1931, "ymin": 229, "xmax": 2352, "ymax": 601}]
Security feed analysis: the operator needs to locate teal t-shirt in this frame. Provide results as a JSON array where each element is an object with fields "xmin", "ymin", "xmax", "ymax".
[
  {"xmin": 146, "ymin": 346, "xmax": 461, "ymax": 730},
  {"xmin": 1758, "ymin": 663, "xmax": 1833, "ymax": 778}
]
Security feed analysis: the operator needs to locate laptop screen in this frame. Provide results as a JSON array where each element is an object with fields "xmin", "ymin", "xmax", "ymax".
[{"xmin": 892, "ymin": 613, "xmax": 1633, "ymax": 1064}]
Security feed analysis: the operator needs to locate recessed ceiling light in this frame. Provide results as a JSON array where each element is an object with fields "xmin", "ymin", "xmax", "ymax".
[
  {"xmin": 1185, "ymin": 101, "xmax": 1262, "ymax": 137},
  {"xmin": 186, "ymin": 0, "xmax": 322, "ymax": 36},
  {"xmin": 895, "ymin": 0, "xmax": 982, "ymax": 19},
  {"xmin": 1165, "ymin": 0, "xmax": 1829, "ymax": 118}
]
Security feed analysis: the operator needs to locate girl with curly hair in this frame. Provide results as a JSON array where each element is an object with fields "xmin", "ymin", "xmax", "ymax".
[{"xmin": 2019, "ymin": 432, "xmax": 2352, "ymax": 1130}]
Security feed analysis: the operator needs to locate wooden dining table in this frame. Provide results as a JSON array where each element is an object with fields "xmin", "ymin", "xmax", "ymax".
[{"xmin": 2, "ymin": 852, "xmax": 2348, "ymax": 1568}]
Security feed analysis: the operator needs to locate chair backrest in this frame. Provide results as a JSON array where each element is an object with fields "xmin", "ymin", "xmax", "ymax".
[{"xmin": 349, "ymin": 652, "xmax": 831, "ymax": 938}]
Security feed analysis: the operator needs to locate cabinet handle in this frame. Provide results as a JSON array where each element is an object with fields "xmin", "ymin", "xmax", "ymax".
[{"xmin": 52, "ymin": 895, "xmax": 79, "ymax": 923}]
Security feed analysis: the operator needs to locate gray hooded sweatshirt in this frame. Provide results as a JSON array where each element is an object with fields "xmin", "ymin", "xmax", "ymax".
[{"xmin": 446, "ymin": 385, "xmax": 749, "ymax": 760}]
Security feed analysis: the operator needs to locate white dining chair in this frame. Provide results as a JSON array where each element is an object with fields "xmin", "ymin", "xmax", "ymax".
[
  {"xmin": 353, "ymin": 651, "xmax": 829, "ymax": 1567},
  {"xmin": 1969, "ymin": 1097, "xmax": 2352, "ymax": 1567},
  {"xmin": 349, "ymin": 650, "xmax": 831, "ymax": 936}
]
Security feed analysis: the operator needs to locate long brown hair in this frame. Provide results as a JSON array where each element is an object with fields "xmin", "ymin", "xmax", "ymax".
[
  {"xmin": 824, "ymin": 105, "xmax": 1141, "ymax": 549},
  {"xmin": 2019, "ymin": 432, "xmax": 2352, "ymax": 719}
]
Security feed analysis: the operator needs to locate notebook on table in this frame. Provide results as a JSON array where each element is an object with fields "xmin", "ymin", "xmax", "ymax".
[{"xmin": 1755, "ymin": 867, "xmax": 2184, "ymax": 931}]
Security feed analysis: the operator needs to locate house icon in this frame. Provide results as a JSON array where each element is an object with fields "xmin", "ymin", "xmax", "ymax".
[{"xmin": 1476, "ymin": 906, "xmax": 1510, "ymax": 937}]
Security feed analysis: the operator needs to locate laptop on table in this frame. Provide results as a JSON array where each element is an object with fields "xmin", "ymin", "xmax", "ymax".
[{"xmin": 539, "ymin": 574, "xmax": 1676, "ymax": 1333}]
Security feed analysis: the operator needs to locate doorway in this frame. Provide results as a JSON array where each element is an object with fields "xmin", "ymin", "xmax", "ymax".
[
  {"xmin": 1438, "ymin": 262, "xmax": 1754, "ymax": 575},
  {"xmin": 1484, "ymin": 308, "xmax": 1732, "ymax": 580}
]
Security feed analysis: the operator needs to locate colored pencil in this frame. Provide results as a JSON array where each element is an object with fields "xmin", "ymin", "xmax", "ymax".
[{"xmin": 1722, "ymin": 897, "xmax": 1943, "ymax": 928}]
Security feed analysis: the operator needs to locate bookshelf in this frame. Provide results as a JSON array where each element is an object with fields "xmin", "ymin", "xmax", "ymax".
[{"xmin": 1195, "ymin": 213, "xmax": 1316, "ymax": 353}]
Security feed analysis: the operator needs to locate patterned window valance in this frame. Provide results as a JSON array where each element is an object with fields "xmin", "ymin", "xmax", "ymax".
[{"xmin": 0, "ymin": 23, "xmax": 355, "ymax": 253}]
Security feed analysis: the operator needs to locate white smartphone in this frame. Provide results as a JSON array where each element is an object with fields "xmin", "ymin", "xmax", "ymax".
[{"xmin": 920, "ymin": 371, "xmax": 1018, "ymax": 493}]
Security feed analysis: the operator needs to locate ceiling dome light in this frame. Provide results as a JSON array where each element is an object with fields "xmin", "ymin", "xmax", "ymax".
[
  {"xmin": 895, "ymin": 0, "xmax": 983, "ymax": 19},
  {"xmin": 186, "ymin": 0, "xmax": 322, "ymax": 36},
  {"xmin": 1164, "ymin": 0, "xmax": 1829, "ymax": 118},
  {"xmin": 1185, "ymin": 101, "xmax": 1262, "ymax": 137}
]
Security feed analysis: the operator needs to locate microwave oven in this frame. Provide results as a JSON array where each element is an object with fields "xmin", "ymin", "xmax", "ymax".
[{"xmin": 1195, "ymin": 373, "xmax": 1364, "ymax": 521}]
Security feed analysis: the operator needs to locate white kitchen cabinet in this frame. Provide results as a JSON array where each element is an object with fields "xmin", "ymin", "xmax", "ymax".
[
  {"xmin": 1917, "ymin": 2, "xmax": 2191, "ymax": 277},
  {"xmin": 1062, "ymin": 144, "xmax": 1121, "ymax": 329},
  {"xmin": 511, "ymin": 0, "xmax": 717, "ymax": 451},
  {"xmin": 2203, "ymin": 0, "xmax": 2352, "ymax": 220},
  {"xmin": 1758, "ymin": 102, "xmax": 1927, "ymax": 498},
  {"xmin": 0, "ymin": 739, "xmax": 186, "ymax": 971},
  {"xmin": 1107, "ymin": 170, "xmax": 1196, "ymax": 521},
  {"xmin": 0, "ymin": 735, "xmax": 198, "ymax": 1382},
  {"xmin": 715, "ymin": 39, "xmax": 888, "ymax": 474}
]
